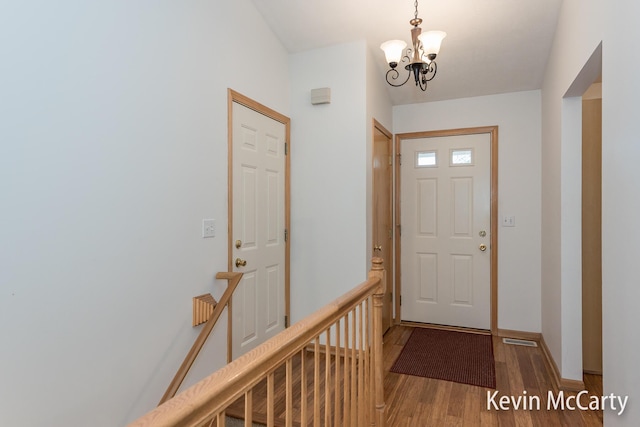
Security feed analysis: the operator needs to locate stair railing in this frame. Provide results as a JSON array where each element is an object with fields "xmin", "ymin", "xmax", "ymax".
[
  {"xmin": 130, "ymin": 258, "xmax": 387, "ymax": 427},
  {"xmin": 158, "ymin": 271, "xmax": 243, "ymax": 405}
]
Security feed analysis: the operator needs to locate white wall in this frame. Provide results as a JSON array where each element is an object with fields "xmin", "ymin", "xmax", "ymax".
[
  {"xmin": 0, "ymin": 1, "xmax": 290, "ymax": 425},
  {"xmin": 289, "ymin": 41, "xmax": 369, "ymax": 322},
  {"xmin": 540, "ymin": 0, "xmax": 604, "ymax": 385},
  {"xmin": 543, "ymin": 1, "xmax": 640, "ymax": 424},
  {"xmin": 393, "ymin": 90, "xmax": 542, "ymax": 333},
  {"xmin": 601, "ymin": 1, "xmax": 640, "ymax": 425}
]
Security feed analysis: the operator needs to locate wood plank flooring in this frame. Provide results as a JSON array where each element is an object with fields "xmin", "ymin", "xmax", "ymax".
[
  {"xmin": 384, "ymin": 325, "xmax": 603, "ymax": 426},
  {"xmin": 221, "ymin": 325, "xmax": 603, "ymax": 426}
]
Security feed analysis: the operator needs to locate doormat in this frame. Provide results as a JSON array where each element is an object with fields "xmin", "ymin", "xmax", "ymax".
[{"xmin": 390, "ymin": 327, "xmax": 496, "ymax": 388}]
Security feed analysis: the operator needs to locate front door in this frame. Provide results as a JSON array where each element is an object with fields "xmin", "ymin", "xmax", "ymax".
[
  {"xmin": 372, "ymin": 120, "xmax": 394, "ymax": 332},
  {"xmin": 230, "ymin": 93, "xmax": 289, "ymax": 359},
  {"xmin": 400, "ymin": 131, "xmax": 492, "ymax": 329}
]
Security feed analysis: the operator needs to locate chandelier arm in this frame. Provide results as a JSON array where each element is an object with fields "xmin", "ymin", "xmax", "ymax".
[
  {"xmin": 385, "ymin": 67, "xmax": 412, "ymax": 87},
  {"xmin": 423, "ymin": 61, "xmax": 438, "ymax": 82}
]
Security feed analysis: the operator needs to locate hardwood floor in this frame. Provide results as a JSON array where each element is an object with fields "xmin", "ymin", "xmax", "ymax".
[
  {"xmin": 384, "ymin": 325, "xmax": 603, "ymax": 426},
  {"xmin": 221, "ymin": 325, "xmax": 603, "ymax": 426}
]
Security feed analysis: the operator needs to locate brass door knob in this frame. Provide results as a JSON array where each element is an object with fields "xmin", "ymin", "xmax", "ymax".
[
  {"xmin": 235, "ymin": 258, "xmax": 247, "ymax": 268},
  {"xmin": 479, "ymin": 244, "xmax": 487, "ymax": 252}
]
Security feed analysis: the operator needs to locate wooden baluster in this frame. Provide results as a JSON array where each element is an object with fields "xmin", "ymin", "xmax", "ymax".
[
  {"xmin": 267, "ymin": 373, "xmax": 274, "ymax": 427},
  {"xmin": 324, "ymin": 328, "xmax": 331, "ymax": 427},
  {"xmin": 370, "ymin": 257, "xmax": 386, "ymax": 427},
  {"xmin": 314, "ymin": 337, "xmax": 320, "ymax": 427},
  {"xmin": 286, "ymin": 359, "xmax": 293, "ymax": 427},
  {"xmin": 358, "ymin": 301, "xmax": 365, "ymax": 426},
  {"xmin": 194, "ymin": 298, "xmax": 198, "ymax": 327},
  {"xmin": 350, "ymin": 308, "xmax": 357, "ymax": 427},
  {"xmin": 245, "ymin": 390, "xmax": 253, "ymax": 427},
  {"xmin": 334, "ymin": 319, "xmax": 341, "ymax": 427},
  {"xmin": 343, "ymin": 313, "xmax": 350, "ymax": 425},
  {"xmin": 364, "ymin": 297, "xmax": 371, "ymax": 426},
  {"xmin": 370, "ymin": 296, "xmax": 375, "ymax": 426},
  {"xmin": 301, "ymin": 349, "xmax": 308, "ymax": 426}
]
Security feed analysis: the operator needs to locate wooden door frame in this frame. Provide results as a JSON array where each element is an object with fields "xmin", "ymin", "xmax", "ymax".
[
  {"xmin": 372, "ymin": 119, "xmax": 394, "ymax": 331},
  {"xmin": 227, "ymin": 89, "xmax": 291, "ymax": 362},
  {"xmin": 394, "ymin": 126, "xmax": 498, "ymax": 334}
]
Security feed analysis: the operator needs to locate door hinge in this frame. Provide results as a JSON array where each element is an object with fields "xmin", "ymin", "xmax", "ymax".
[
  {"xmin": 397, "ymin": 153, "xmax": 402, "ymax": 165},
  {"xmin": 390, "ymin": 293, "xmax": 393, "ymax": 301},
  {"xmin": 388, "ymin": 228, "xmax": 393, "ymax": 239},
  {"xmin": 389, "ymin": 155, "xmax": 393, "ymax": 166},
  {"xmin": 285, "ymin": 315, "xmax": 289, "ymax": 328},
  {"xmin": 400, "ymin": 295, "xmax": 402, "ymax": 306},
  {"xmin": 284, "ymin": 142, "xmax": 288, "ymax": 155},
  {"xmin": 284, "ymin": 228, "xmax": 288, "ymax": 242}
]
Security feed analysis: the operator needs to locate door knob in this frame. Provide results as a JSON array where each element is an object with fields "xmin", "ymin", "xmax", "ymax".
[
  {"xmin": 479, "ymin": 244, "xmax": 487, "ymax": 252},
  {"xmin": 235, "ymin": 258, "xmax": 247, "ymax": 268}
]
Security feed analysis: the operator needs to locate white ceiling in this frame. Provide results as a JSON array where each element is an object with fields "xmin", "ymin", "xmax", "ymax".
[{"xmin": 251, "ymin": 0, "xmax": 563, "ymax": 105}]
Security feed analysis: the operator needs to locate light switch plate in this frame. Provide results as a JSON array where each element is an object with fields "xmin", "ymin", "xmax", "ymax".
[{"xmin": 202, "ymin": 219, "xmax": 216, "ymax": 238}]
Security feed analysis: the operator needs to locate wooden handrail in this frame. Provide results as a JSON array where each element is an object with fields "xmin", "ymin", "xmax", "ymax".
[
  {"xmin": 130, "ymin": 258, "xmax": 386, "ymax": 427},
  {"xmin": 158, "ymin": 271, "xmax": 243, "ymax": 405}
]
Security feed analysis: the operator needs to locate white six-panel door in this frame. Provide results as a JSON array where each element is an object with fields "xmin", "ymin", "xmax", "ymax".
[
  {"xmin": 231, "ymin": 102, "xmax": 286, "ymax": 359},
  {"xmin": 400, "ymin": 133, "xmax": 491, "ymax": 329}
]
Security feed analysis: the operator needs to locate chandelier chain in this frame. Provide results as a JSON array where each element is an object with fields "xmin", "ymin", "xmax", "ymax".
[{"xmin": 414, "ymin": 0, "xmax": 419, "ymax": 20}]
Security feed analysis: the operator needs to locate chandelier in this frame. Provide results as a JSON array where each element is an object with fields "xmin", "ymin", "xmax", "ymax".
[{"xmin": 380, "ymin": 0, "xmax": 446, "ymax": 91}]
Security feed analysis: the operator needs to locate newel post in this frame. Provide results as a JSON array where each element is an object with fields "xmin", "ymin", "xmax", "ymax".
[{"xmin": 369, "ymin": 257, "xmax": 386, "ymax": 427}]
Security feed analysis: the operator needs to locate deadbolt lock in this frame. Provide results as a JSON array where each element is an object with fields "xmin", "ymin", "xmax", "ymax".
[
  {"xmin": 479, "ymin": 230, "xmax": 487, "ymax": 237},
  {"xmin": 374, "ymin": 245, "xmax": 382, "ymax": 252},
  {"xmin": 235, "ymin": 240, "xmax": 242, "ymax": 249}
]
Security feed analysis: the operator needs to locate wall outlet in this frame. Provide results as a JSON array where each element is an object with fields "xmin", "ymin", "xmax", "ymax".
[
  {"xmin": 502, "ymin": 216, "xmax": 516, "ymax": 227},
  {"xmin": 202, "ymin": 219, "xmax": 216, "ymax": 238}
]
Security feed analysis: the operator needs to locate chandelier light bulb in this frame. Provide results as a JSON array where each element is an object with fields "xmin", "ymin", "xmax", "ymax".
[
  {"xmin": 380, "ymin": 40, "xmax": 407, "ymax": 67},
  {"xmin": 418, "ymin": 30, "xmax": 447, "ymax": 57}
]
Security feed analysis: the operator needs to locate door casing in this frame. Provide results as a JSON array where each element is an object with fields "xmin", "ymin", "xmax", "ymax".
[
  {"xmin": 227, "ymin": 89, "xmax": 291, "ymax": 362},
  {"xmin": 394, "ymin": 126, "xmax": 498, "ymax": 334},
  {"xmin": 372, "ymin": 119, "xmax": 394, "ymax": 332}
]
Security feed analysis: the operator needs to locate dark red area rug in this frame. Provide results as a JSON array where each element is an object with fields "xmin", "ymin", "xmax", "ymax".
[{"xmin": 390, "ymin": 327, "xmax": 496, "ymax": 389}]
